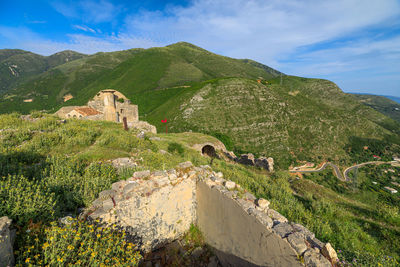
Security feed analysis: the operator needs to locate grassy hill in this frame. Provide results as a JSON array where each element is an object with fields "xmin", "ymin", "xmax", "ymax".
[
  {"xmin": 351, "ymin": 93, "xmax": 400, "ymax": 123},
  {"xmin": 0, "ymin": 42, "xmax": 280, "ymax": 114},
  {"xmin": 0, "ymin": 113, "xmax": 398, "ymax": 266},
  {"xmin": 1, "ymin": 42, "xmax": 400, "ymax": 169},
  {"xmin": 0, "ymin": 49, "xmax": 86, "ymax": 93},
  {"xmin": 146, "ymin": 76, "xmax": 400, "ymax": 168}
]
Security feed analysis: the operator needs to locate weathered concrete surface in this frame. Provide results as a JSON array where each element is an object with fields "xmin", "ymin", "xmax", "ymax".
[
  {"xmin": 88, "ymin": 166, "xmax": 197, "ymax": 252},
  {"xmin": 196, "ymin": 181, "xmax": 302, "ymax": 267},
  {"xmin": 0, "ymin": 216, "xmax": 14, "ymax": 267}
]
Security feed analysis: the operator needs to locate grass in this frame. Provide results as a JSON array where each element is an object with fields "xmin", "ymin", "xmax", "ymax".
[{"xmin": 1, "ymin": 110, "xmax": 400, "ymax": 265}]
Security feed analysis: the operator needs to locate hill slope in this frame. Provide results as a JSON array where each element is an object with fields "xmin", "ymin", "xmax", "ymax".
[
  {"xmin": 146, "ymin": 77, "xmax": 400, "ymax": 168},
  {"xmin": 1, "ymin": 42, "xmax": 399, "ymax": 168},
  {"xmin": 0, "ymin": 49, "xmax": 86, "ymax": 94},
  {"xmin": 351, "ymin": 93, "xmax": 400, "ymax": 123},
  {"xmin": 0, "ymin": 42, "xmax": 280, "ymax": 114}
]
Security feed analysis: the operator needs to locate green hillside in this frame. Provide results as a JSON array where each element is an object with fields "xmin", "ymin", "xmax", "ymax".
[
  {"xmin": 146, "ymin": 77, "xmax": 400, "ymax": 168},
  {"xmin": 1, "ymin": 42, "xmax": 400, "ymax": 169},
  {"xmin": 0, "ymin": 113, "xmax": 398, "ymax": 266},
  {"xmin": 0, "ymin": 49, "xmax": 86, "ymax": 94},
  {"xmin": 0, "ymin": 42, "xmax": 280, "ymax": 114},
  {"xmin": 351, "ymin": 93, "xmax": 400, "ymax": 123}
]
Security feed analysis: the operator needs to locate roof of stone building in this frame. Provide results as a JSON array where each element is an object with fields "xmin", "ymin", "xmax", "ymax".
[{"xmin": 74, "ymin": 107, "xmax": 102, "ymax": 116}]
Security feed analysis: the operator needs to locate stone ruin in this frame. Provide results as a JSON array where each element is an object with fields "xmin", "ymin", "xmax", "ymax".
[
  {"xmin": 55, "ymin": 89, "xmax": 156, "ymax": 133},
  {"xmin": 80, "ymin": 161, "xmax": 337, "ymax": 266},
  {"xmin": 1, "ymin": 161, "xmax": 339, "ymax": 266},
  {"xmin": 191, "ymin": 142, "xmax": 274, "ymax": 172}
]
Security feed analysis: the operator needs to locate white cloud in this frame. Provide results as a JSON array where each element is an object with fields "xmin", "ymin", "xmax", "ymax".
[
  {"xmin": 51, "ymin": 0, "xmax": 121, "ymax": 23},
  {"xmin": 0, "ymin": 26, "xmax": 159, "ymax": 55},
  {"xmin": 1, "ymin": 0, "xmax": 399, "ymax": 95},
  {"xmin": 73, "ymin": 25, "xmax": 96, "ymax": 33}
]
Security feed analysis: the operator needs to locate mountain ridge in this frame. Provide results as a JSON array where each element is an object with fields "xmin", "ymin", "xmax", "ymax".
[{"xmin": 1, "ymin": 42, "xmax": 399, "ymax": 168}]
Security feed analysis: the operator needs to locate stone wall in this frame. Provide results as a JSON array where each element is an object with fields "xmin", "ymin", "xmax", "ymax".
[
  {"xmin": 196, "ymin": 177, "xmax": 333, "ymax": 267},
  {"xmin": 86, "ymin": 161, "xmax": 337, "ymax": 266},
  {"xmin": 86, "ymin": 162, "xmax": 197, "ymax": 252},
  {"xmin": 0, "ymin": 217, "xmax": 14, "ymax": 267}
]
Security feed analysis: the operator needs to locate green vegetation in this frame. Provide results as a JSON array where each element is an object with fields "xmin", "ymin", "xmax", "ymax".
[
  {"xmin": 351, "ymin": 93, "xmax": 400, "ymax": 123},
  {"xmin": 147, "ymin": 76, "xmax": 400, "ymax": 168},
  {"xmin": 2, "ymin": 42, "xmax": 400, "ymax": 265},
  {"xmin": 184, "ymin": 224, "xmax": 205, "ymax": 248},
  {"xmin": 168, "ymin": 142, "xmax": 185, "ymax": 156},
  {"xmin": 0, "ymin": 42, "xmax": 279, "ymax": 115},
  {"xmin": 16, "ymin": 219, "xmax": 142, "ymax": 266},
  {"xmin": 0, "ymin": 49, "xmax": 86, "ymax": 94},
  {"xmin": 0, "ymin": 113, "xmax": 399, "ymax": 266},
  {"xmin": 2, "ymin": 43, "xmax": 400, "ymax": 169}
]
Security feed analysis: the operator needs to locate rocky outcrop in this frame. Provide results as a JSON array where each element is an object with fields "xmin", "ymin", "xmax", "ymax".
[
  {"xmin": 236, "ymin": 153, "xmax": 274, "ymax": 172},
  {"xmin": 237, "ymin": 153, "xmax": 255, "ymax": 166},
  {"xmin": 128, "ymin": 121, "xmax": 157, "ymax": 134},
  {"xmin": 86, "ymin": 161, "xmax": 336, "ymax": 266},
  {"xmin": 0, "ymin": 217, "xmax": 14, "ymax": 267}
]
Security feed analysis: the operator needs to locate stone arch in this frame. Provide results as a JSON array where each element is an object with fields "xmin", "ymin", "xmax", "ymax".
[{"xmin": 202, "ymin": 145, "xmax": 217, "ymax": 157}]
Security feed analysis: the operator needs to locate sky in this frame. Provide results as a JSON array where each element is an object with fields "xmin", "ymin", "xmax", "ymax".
[{"xmin": 1, "ymin": 0, "xmax": 399, "ymax": 97}]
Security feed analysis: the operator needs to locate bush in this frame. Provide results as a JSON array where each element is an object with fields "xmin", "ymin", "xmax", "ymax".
[
  {"xmin": 168, "ymin": 142, "xmax": 184, "ymax": 156},
  {"xmin": 209, "ymin": 132, "xmax": 234, "ymax": 151},
  {"xmin": 0, "ymin": 175, "xmax": 57, "ymax": 225},
  {"xmin": 15, "ymin": 219, "xmax": 142, "ymax": 266}
]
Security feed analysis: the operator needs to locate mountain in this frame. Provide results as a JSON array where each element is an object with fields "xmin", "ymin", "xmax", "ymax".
[
  {"xmin": 0, "ymin": 49, "xmax": 86, "ymax": 93},
  {"xmin": 1, "ymin": 42, "xmax": 399, "ymax": 168},
  {"xmin": 351, "ymin": 93, "xmax": 400, "ymax": 123}
]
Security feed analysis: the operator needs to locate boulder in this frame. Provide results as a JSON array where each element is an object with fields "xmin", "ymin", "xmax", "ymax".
[
  {"xmin": 0, "ymin": 216, "xmax": 14, "ymax": 267},
  {"xmin": 272, "ymin": 222, "xmax": 293, "ymax": 238},
  {"xmin": 267, "ymin": 157, "xmax": 274, "ymax": 172},
  {"xmin": 287, "ymin": 232, "xmax": 307, "ymax": 255},
  {"xmin": 267, "ymin": 209, "xmax": 288, "ymax": 224},
  {"xmin": 224, "ymin": 181, "xmax": 236, "ymax": 190},
  {"xmin": 177, "ymin": 161, "xmax": 193, "ymax": 169},
  {"xmin": 254, "ymin": 157, "xmax": 269, "ymax": 170},
  {"xmin": 303, "ymin": 249, "xmax": 331, "ymax": 267},
  {"xmin": 238, "ymin": 153, "xmax": 255, "ymax": 166},
  {"xmin": 59, "ymin": 216, "xmax": 74, "ymax": 226},
  {"xmin": 321, "ymin": 242, "xmax": 339, "ymax": 263},
  {"xmin": 256, "ymin": 198, "xmax": 270, "ymax": 210},
  {"xmin": 133, "ymin": 170, "xmax": 151, "ymax": 179}
]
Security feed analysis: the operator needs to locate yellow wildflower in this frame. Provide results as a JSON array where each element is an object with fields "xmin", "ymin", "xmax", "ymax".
[
  {"xmin": 42, "ymin": 242, "xmax": 49, "ymax": 249},
  {"xmin": 57, "ymin": 257, "xmax": 64, "ymax": 263},
  {"xmin": 25, "ymin": 258, "xmax": 31, "ymax": 263},
  {"xmin": 67, "ymin": 245, "xmax": 74, "ymax": 250}
]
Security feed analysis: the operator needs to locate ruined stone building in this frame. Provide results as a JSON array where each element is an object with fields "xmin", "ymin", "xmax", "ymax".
[
  {"xmin": 56, "ymin": 89, "xmax": 138, "ymax": 123},
  {"xmin": 55, "ymin": 89, "xmax": 156, "ymax": 133}
]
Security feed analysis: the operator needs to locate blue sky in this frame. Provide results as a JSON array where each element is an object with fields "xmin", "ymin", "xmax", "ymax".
[{"xmin": 1, "ymin": 0, "xmax": 400, "ymax": 97}]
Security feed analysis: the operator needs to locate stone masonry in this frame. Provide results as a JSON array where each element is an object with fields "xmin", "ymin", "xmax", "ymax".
[{"xmin": 85, "ymin": 161, "xmax": 336, "ymax": 266}]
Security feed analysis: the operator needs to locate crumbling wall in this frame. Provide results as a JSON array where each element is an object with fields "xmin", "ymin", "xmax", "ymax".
[
  {"xmin": 87, "ymin": 161, "xmax": 336, "ymax": 266},
  {"xmin": 86, "ymin": 162, "xmax": 197, "ymax": 252}
]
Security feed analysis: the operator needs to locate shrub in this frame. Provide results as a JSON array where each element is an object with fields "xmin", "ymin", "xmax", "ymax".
[
  {"xmin": 15, "ymin": 219, "xmax": 142, "ymax": 266},
  {"xmin": 168, "ymin": 142, "xmax": 184, "ymax": 156},
  {"xmin": 209, "ymin": 132, "xmax": 234, "ymax": 151},
  {"xmin": 0, "ymin": 175, "xmax": 57, "ymax": 225}
]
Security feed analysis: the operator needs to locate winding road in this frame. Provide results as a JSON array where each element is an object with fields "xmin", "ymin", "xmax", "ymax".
[{"xmin": 290, "ymin": 161, "xmax": 398, "ymax": 182}]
